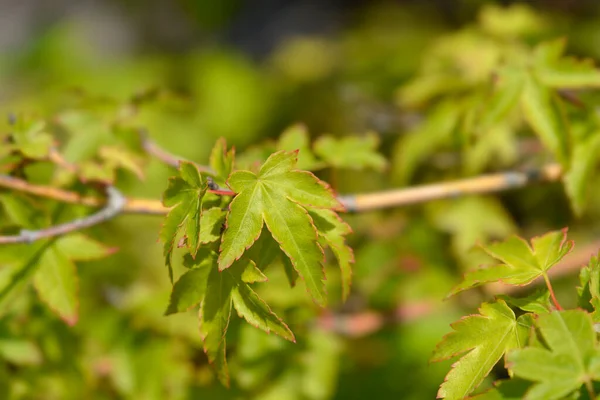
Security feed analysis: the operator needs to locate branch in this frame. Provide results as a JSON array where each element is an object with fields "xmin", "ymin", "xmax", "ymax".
[
  {"xmin": 0, "ymin": 186, "xmax": 126, "ymax": 244},
  {"xmin": 1, "ymin": 162, "xmax": 564, "ymax": 217},
  {"xmin": 0, "ymin": 174, "xmax": 166, "ymax": 214},
  {"xmin": 139, "ymin": 130, "xmax": 215, "ymax": 174},
  {"xmin": 339, "ymin": 163, "xmax": 562, "ymax": 212}
]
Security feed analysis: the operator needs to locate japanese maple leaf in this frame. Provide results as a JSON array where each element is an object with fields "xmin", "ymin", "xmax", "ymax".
[
  {"xmin": 160, "ymin": 161, "xmax": 207, "ymax": 281},
  {"xmin": 432, "ymin": 300, "xmax": 529, "ymax": 400},
  {"xmin": 168, "ymin": 250, "xmax": 294, "ymax": 386},
  {"xmin": 508, "ymin": 310, "xmax": 600, "ymax": 400},
  {"xmin": 449, "ymin": 229, "xmax": 573, "ymax": 297},
  {"xmin": 218, "ymin": 151, "xmax": 343, "ymax": 306}
]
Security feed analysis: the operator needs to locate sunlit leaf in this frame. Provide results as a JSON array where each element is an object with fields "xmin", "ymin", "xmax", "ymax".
[
  {"xmin": 431, "ymin": 300, "xmax": 528, "ymax": 400},
  {"xmin": 199, "ymin": 207, "xmax": 226, "ymax": 244},
  {"xmin": 534, "ymin": 39, "xmax": 600, "ymax": 89},
  {"xmin": 308, "ymin": 208, "xmax": 354, "ymax": 301},
  {"xmin": 219, "ymin": 151, "xmax": 343, "ymax": 306},
  {"xmin": 314, "ymin": 132, "xmax": 386, "ymax": 172},
  {"xmin": 209, "ymin": 138, "xmax": 235, "ymax": 187},
  {"xmin": 563, "ymin": 132, "xmax": 600, "ymax": 216},
  {"xmin": 160, "ymin": 161, "xmax": 207, "ymax": 280},
  {"xmin": 277, "ymin": 124, "xmax": 323, "ymax": 171},
  {"xmin": 11, "ymin": 118, "xmax": 53, "ymax": 159},
  {"xmin": 578, "ymin": 252, "xmax": 600, "ymax": 321},
  {"xmin": 520, "ymin": 73, "xmax": 570, "ymax": 165},
  {"xmin": 33, "ymin": 246, "xmax": 79, "ymax": 325},
  {"xmin": 507, "ymin": 310, "xmax": 600, "ymax": 400},
  {"xmin": 449, "ymin": 229, "xmax": 573, "ymax": 296}
]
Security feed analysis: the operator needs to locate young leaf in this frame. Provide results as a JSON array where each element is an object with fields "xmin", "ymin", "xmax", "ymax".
[
  {"xmin": 209, "ymin": 138, "xmax": 235, "ymax": 187},
  {"xmin": 507, "ymin": 310, "xmax": 600, "ymax": 400},
  {"xmin": 496, "ymin": 289, "xmax": 552, "ymax": 314},
  {"xmin": 165, "ymin": 267, "xmax": 212, "ymax": 315},
  {"xmin": 11, "ymin": 118, "xmax": 53, "ymax": 159},
  {"xmin": 578, "ymin": 252, "xmax": 600, "ymax": 321},
  {"xmin": 563, "ymin": 133, "xmax": 600, "ymax": 216},
  {"xmin": 431, "ymin": 300, "xmax": 528, "ymax": 400},
  {"xmin": 218, "ymin": 151, "xmax": 343, "ymax": 306},
  {"xmin": 520, "ymin": 73, "xmax": 570, "ymax": 166},
  {"xmin": 231, "ymin": 280, "xmax": 295, "ymax": 342},
  {"xmin": 33, "ymin": 246, "xmax": 79, "ymax": 326},
  {"xmin": 477, "ymin": 67, "xmax": 524, "ymax": 133},
  {"xmin": 199, "ymin": 258, "xmax": 294, "ymax": 386},
  {"xmin": 199, "ymin": 208, "xmax": 226, "ymax": 244},
  {"xmin": 314, "ymin": 132, "xmax": 387, "ymax": 172},
  {"xmin": 160, "ymin": 161, "xmax": 207, "ymax": 280},
  {"xmin": 53, "ymin": 233, "xmax": 117, "ymax": 261},
  {"xmin": 308, "ymin": 208, "xmax": 354, "ymax": 301},
  {"xmin": 449, "ymin": 229, "xmax": 573, "ymax": 296},
  {"xmin": 277, "ymin": 124, "xmax": 323, "ymax": 171},
  {"xmin": 534, "ymin": 39, "xmax": 600, "ymax": 89}
]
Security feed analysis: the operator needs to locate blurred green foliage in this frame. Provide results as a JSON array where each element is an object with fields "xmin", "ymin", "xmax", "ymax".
[{"xmin": 2, "ymin": 1, "xmax": 600, "ymax": 399}]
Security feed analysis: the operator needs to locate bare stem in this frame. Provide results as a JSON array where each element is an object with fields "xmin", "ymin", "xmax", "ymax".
[
  {"xmin": 0, "ymin": 186, "xmax": 126, "ymax": 244},
  {"xmin": 139, "ymin": 130, "xmax": 214, "ymax": 174},
  {"xmin": 339, "ymin": 164, "xmax": 562, "ymax": 212}
]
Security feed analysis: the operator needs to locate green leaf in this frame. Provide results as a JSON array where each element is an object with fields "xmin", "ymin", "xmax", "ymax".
[
  {"xmin": 314, "ymin": 132, "xmax": 387, "ymax": 172},
  {"xmin": 231, "ymin": 279, "xmax": 295, "ymax": 342},
  {"xmin": 470, "ymin": 379, "xmax": 532, "ymax": 400},
  {"xmin": 199, "ymin": 208, "xmax": 226, "ymax": 244},
  {"xmin": 578, "ymin": 252, "xmax": 600, "ymax": 321},
  {"xmin": 209, "ymin": 138, "xmax": 235, "ymax": 187},
  {"xmin": 98, "ymin": 145, "xmax": 145, "ymax": 180},
  {"xmin": 563, "ymin": 132, "xmax": 600, "ymax": 216},
  {"xmin": 219, "ymin": 151, "xmax": 343, "ymax": 306},
  {"xmin": 165, "ymin": 266, "xmax": 211, "ymax": 315},
  {"xmin": 0, "ymin": 338, "xmax": 42, "ymax": 366},
  {"xmin": 497, "ymin": 289, "xmax": 552, "ymax": 314},
  {"xmin": 314, "ymin": 133, "xmax": 386, "ymax": 172},
  {"xmin": 199, "ymin": 258, "xmax": 294, "ymax": 386},
  {"xmin": 520, "ymin": 72, "xmax": 570, "ymax": 165},
  {"xmin": 160, "ymin": 161, "xmax": 207, "ymax": 280},
  {"xmin": 53, "ymin": 233, "xmax": 116, "ymax": 261},
  {"xmin": 392, "ymin": 101, "xmax": 459, "ymax": 184},
  {"xmin": 534, "ymin": 39, "xmax": 600, "ymax": 89},
  {"xmin": 277, "ymin": 124, "xmax": 323, "ymax": 171},
  {"xmin": 199, "ymin": 262, "xmax": 234, "ymax": 386},
  {"xmin": 33, "ymin": 245, "xmax": 79, "ymax": 325},
  {"xmin": 308, "ymin": 208, "xmax": 354, "ymax": 301},
  {"xmin": 11, "ymin": 118, "xmax": 53, "ymax": 159},
  {"xmin": 449, "ymin": 229, "xmax": 573, "ymax": 296},
  {"xmin": 507, "ymin": 310, "xmax": 600, "ymax": 400},
  {"xmin": 431, "ymin": 300, "xmax": 528, "ymax": 400},
  {"xmin": 477, "ymin": 67, "xmax": 525, "ymax": 132}
]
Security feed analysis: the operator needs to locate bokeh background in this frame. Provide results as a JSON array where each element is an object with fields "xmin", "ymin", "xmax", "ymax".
[{"xmin": 2, "ymin": 1, "xmax": 600, "ymax": 399}]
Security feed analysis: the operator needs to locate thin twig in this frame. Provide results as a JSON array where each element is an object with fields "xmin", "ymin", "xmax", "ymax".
[
  {"xmin": 139, "ymin": 130, "xmax": 215, "ymax": 174},
  {"xmin": 0, "ymin": 174, "xmax": 166, "ymax": 214},
  {"xmin": 0, "ymin": 186, "xmax": 126, "ymax": 244},
  {"xmin": 340, "ymin": 163, "xmax": 562, "ymax": 212}
]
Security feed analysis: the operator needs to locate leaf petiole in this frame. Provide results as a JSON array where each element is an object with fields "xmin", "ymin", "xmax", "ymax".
[{"xmin": 542, "ymin": 273, "xmax": 562, "ymax": 310}]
